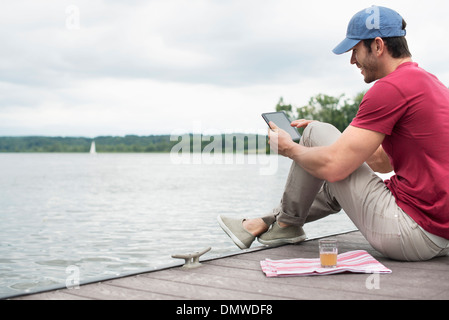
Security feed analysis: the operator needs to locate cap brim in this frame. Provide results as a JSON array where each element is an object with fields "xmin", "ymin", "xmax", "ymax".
[{"xmin": 332, "ymin": 38, "xmax": 361, "ymax": 55}]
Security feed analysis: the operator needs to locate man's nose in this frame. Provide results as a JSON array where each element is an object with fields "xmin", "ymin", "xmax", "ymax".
[{"xmin": 350, "ymin": 50, "xmax": 357, "ymax": 65}]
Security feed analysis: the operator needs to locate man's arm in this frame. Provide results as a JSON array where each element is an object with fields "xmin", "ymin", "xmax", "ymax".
[
  {"xmin": 268, "ymin": 123, "xmax": 385, "ymax": 182},
  {"xmin": 366, "ymin": 145, "xmax": 393, "ymax": 173}
]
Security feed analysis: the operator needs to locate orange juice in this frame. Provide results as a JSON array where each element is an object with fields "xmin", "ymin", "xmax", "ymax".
[
  {"xmin": 319, "ymin": 238, "xmax": 338, "ymax": 267},
  {"xmin": 320, "ymin": 252, "xmax": 337, "ymax": 268}
]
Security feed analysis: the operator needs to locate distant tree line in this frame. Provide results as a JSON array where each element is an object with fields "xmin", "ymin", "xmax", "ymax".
[
  {"xmin": 0, "ymin": 134, "xmax": 268, "ymax": 153},
  {"xmin": 0, "ymin": 135, "xmax": 178, "ymax": 153},
  {"xmin": 0, "ymin": 92, "xmax": 364, "ymax": 152},
  {"xmin": 0, "ymin": 136, "xmax": 93, "ymax": 152},
  {"xmin": 95, "ymin": 135, "xmax": 177, "ymax": 152}
]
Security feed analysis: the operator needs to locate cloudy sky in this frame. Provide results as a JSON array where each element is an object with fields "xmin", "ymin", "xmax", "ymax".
[{"xmin": 1, "ymin": 0, "xmax": 449, "ymax": 137}]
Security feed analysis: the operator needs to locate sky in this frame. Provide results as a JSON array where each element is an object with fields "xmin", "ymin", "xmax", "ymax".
[{"xmin": 1, "ymin": 0, "xmax": 449, "ymax": 137}]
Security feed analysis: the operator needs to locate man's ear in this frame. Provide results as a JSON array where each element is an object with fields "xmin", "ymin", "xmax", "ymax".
[{"xmin": 373, "ymin": 37, "xmax": 386, "ymax": 56}]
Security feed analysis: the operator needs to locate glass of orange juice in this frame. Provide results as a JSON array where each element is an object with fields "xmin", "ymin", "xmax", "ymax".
[{"xmin": 319, "ymin": 239, "xmax": 338, "ymax": 268}]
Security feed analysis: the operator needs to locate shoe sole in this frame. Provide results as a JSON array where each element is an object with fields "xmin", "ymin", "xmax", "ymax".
[
  {"xmin": 217, "ymin": 215, "xmax": 249, "ymax": 250},
  {"xmin": 257, "ymin": 234, "xmax": 307, "ymax": 246}
]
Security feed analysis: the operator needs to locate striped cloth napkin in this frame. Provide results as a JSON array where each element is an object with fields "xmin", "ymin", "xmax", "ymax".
[{"xmin": 260, "ymin": 250, "xmax": 392, "ymax": 277}]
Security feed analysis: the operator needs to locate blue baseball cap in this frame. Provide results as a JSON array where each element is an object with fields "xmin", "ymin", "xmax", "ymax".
[{"xmin": 333, "ymin": 6, "xmax": 406, "ymax": 55}]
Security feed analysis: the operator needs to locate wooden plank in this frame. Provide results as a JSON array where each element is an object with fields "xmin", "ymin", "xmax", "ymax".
[
  {"xmin": 61, "ymin": 282, "xmax": 183, "ymax": 300},
  {"xmin": 13, "ymin": 290, "xmax": 92, "ymax": 300},
  {"xmin": 142, "ymin": 267, "xmax": 390, "ymax": 300},
  {"xmin": 105, "ymin": 273, "xmax": 288, "ymax": 300}
]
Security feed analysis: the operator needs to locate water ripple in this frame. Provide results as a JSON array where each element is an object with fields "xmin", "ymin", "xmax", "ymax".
[{"xmin": 0, "ymin": 153, "xmax": 356, "ymax": 298}]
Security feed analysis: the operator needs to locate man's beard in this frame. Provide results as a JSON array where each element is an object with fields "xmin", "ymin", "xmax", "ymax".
[{"xmin": 360, "ymin": 55, "xmax": 379, "ymax": 83}]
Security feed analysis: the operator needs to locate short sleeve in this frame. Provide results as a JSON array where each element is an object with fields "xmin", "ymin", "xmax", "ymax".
[{"xmin": 351, "ymin": 81, "xmax": 408, "ymax": 135}]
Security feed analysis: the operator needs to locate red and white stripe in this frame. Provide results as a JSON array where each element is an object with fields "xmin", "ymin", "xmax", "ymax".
[{"xmin": 260, "ymin": 250, "xmax": 392, "ymax": 277}]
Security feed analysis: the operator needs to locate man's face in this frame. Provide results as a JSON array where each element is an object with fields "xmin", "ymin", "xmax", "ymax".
[{"xmin": 350, "ymin": 41, "xmax": 380, "ymax": 84}]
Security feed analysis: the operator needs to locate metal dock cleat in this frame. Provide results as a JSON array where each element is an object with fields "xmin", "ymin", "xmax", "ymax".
[{"xmin": 171, "ymin": 247, "xmax": 211, "ymax": 269}]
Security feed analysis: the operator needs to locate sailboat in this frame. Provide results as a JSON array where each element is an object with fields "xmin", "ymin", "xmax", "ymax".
[{"xmin": 90, "ymin": 141, "xmax": 96, "ymax": 154}]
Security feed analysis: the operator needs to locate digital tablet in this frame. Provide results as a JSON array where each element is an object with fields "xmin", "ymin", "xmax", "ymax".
[{"xmin": 262, "ymin": 111, "xmax": 301, "ymax": 142}]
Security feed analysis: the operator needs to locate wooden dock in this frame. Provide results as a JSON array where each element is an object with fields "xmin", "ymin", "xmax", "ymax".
[{"xmin": 9, "ymin": 231, "xmax": 449, "ymax": 300}]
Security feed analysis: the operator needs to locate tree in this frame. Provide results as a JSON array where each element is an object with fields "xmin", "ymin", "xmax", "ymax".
[
  {"xmin": 276, "ymin": 91, "xmax": 366, "ymax": 132},
  {"xmin": 302, "ymin": 94, "xmax": 346, "ymax": 131},
  {"xmin": 275, "ymin": 97, "xmax": 295, "ymax": 120}
]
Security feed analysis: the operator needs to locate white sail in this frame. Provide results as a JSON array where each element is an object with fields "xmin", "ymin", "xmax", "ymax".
[{"xmin": 90, "ymin": 141, "xmax": 96, "ymax": 154}]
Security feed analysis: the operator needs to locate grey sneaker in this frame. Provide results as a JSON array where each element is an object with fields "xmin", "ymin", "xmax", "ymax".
[
  {"xmin": 258, "ymin": 221, "xmax": 306, "ymax": 246},
  {"xmin": 217, "ymin": 215, "xmax": 255, "ymax": 249}
]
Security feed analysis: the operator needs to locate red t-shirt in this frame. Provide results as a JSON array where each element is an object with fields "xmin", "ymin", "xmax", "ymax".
[{"xmin": 351, "ymin": 62, "xmax": 449, "ymax": 239}]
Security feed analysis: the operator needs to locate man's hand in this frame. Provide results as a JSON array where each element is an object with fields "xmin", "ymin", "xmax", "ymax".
[
  {"xmin": 290, "ymin": 119, "xmax": 316, "ymax": 129},
  {"xmin": 267, "ymin": 121, "xmax": 297, "ymax": 157}
]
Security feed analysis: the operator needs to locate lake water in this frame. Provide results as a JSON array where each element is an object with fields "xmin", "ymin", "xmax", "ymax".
[{"xmin": 0, "ymin": 153, "xmax": 356, "ymax": 298}]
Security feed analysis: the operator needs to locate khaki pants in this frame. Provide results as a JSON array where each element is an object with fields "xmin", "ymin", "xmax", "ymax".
[{"xmin": 263, "ymin": 121, "xmax": 449, "ymax": 261}]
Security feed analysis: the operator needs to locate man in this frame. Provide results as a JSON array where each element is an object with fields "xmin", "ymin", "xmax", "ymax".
[{"xmin": 218, "ymin": 6, "xmax": 449, "ymax": 261}]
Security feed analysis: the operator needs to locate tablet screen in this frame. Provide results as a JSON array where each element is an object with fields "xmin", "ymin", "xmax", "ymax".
[{"xmin": 261, "ymin": 112, "xmax": 301, "ymax": 142}]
